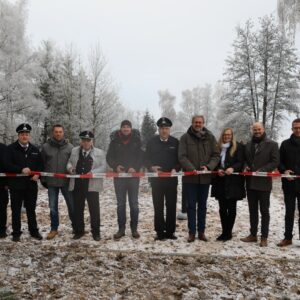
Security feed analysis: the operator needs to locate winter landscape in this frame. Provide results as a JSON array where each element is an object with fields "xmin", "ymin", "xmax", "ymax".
[
  {"xmin": 0, "ymin": 179, "xmax": 299, "ymax": 299},
  {"xmin": 1, "ymin": 0, "xmax": 300, "ymax": 299}
]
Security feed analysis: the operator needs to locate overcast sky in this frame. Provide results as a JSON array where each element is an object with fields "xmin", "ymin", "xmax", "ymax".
[{"xmin": 26, "ymin": 0, "xmax": 279, "ymax": 116}]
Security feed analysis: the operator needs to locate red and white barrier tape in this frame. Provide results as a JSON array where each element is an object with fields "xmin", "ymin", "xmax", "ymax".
[{"xmin": 0, "ymin": 171, "xmax": 299, "ymax": 179}]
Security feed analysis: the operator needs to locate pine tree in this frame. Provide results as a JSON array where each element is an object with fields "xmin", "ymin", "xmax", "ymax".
[{"xmin": 141, "ymin": 111, "xmax": 156, "ymax": 148}]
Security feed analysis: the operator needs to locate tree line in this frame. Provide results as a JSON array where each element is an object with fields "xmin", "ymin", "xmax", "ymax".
[{"xmin": 0, "ymin": 0, "xmax": 299, "ymax": 149}]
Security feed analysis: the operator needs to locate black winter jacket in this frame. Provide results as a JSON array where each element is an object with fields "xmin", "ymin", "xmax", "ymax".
[
  {"xmin": 145, "ymin": 135, "xmax": 180, "ymax": 183},
  {"xmin": 211, "ymin": 143, "xmax": 246, "ymax": 200},
  {"xmin": 0, "ymin": 143, "xmax": 7, "ymax": 187},
  {"xmin": 106, "ymin": 129, "xmax": 143, "ymax": 172},
  {"xmin": 279, "ymin": 134, "xmax": 300, "ymax": 193},
  {"xmin": 5, "ymin": 141, "xmax": 43, "ymax": 189}
]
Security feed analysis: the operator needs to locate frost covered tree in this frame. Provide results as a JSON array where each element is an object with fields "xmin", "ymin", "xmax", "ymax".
[
  {"xmin": 277, "ymin": 0, "xmax": 300, "ymax": 41},
  {"xmin": 88, "ymin": 44, "xmax": 123, "ymax": 148},
  {"xmin": 223, "ymin": 16, "xmax": 300, "ymax": 139},
  {"xmin": 0, "ymin": 0, "xmax": 46, "ymax": 144},
  {"xmin": 179, "ymin": 84, "xmax": 214, "ymax": 130},
  {"xmin": 158, "ymin": 89, "xmax": 176, "ymax": 121}
]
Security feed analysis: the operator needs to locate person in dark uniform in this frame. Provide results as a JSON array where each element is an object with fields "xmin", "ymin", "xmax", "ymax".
[
  {"xmin": 145, "ymin": 117, "xmax": 180, "ymax": 240},
  {"xmin": 67, "ymin": 131, "xmax": 106, "ymax": 241},
  {"xmin": 5, "ymin": 123, "xmax": 43, "ymax": 242},
  {"xmin": 0, "ymin": 143, "xmax": 9, "ymax": 238}
]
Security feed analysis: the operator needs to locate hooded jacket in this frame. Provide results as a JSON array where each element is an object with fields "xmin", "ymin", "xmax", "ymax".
[{"xmin": 106, "ymin": 129, "xmax": 143, "ymax": 172}]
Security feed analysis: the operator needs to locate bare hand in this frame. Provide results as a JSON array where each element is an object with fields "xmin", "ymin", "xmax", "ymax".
[
  {"xmin": 225, "ymin": 167, "xmax": 234, "ymax": 175},
  {"xmin": 116, "ymin": 165, "xmax": 125, "ymax": 173},
  {"xmin": 218, "ymin": 169, "xmax": 225, "ymax": 177},
  {"xmin": 22, "ymin": 167, "xmax": 31, "ymax": 175},
  {"xmin": 68, "ymin": 168, "xmax": 75, "ymax": 174},
  {"xmin": 30, "ymin": 174, "xmax": 39, "ymax": 181},
  {"xmin": 244, "ymin": 166, "xmax": 250, "ymax": 172},
  {"xmin": 128, "ymin": 167, "xmax": 136, "ymax": 173},
  {"xmin": 200, "ymin": 166, "xmax": 208, "ymax": 172},
  {"xmin": 151, "ymin": 166, "xmax": 161, "ymax": 173},
  {"xmin": 284, "ymin": 170, "xmax": 295, "ymax": 181}
]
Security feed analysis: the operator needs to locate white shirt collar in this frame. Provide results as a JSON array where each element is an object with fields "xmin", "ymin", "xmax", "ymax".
[{"xmin": 18, "ymin": 142, "xmax": 29, "ymax": 148}]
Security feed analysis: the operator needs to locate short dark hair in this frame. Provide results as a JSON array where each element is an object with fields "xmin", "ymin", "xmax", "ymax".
[
  {"xmin": 292, "ymin": 118, "xmax": 300, "ymax": 127},
  {"xmin": 52, "ymin": 124, "xmax": 64, "ymax": 131},
  {"xmin": 192, "ymin": 115, "xmax": 205, "ymax": 123}
]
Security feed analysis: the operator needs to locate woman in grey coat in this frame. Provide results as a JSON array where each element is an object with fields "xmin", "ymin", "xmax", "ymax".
[{"xmin": 67, "ymin": 131, "xmax": 106, "ymax": 241}]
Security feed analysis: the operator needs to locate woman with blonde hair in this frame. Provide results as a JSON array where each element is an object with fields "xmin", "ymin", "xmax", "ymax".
[{"xmin": 211, "ymin": 128, "xmax": 245, "ymax": 241}]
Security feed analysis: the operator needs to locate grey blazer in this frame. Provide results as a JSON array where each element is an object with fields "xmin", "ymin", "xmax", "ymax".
[{"xmin": 67, "ymin": 146, "xmax": 106, "ymax": 192}]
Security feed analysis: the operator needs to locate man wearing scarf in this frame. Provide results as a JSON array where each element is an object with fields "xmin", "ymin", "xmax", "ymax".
[
  {"xmin": 277, "ymin": 119, "xmax": 300, "ymax": 247},
  {"xmin": 241, "ymin": 122, "xmax": 279, "ymax": 247},
  {"xmin": 41, "ymin": 124, "xmax": 74, "ymax": 239},
  {"xmin": 179, "ymin": 115, "xmax": 220, "ymax": 243},
  {"xmin": 106, "ymin": 120, "xmax": 143, "ymax": 240}
]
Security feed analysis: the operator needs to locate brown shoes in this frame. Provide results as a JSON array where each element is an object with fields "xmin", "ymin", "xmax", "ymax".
[
  {"xmin": 240, "ymin": 235, "xmax": 257, "ymax": 243},
  {"xmin": 187, "ymin": 233, "xmax": 195, "ymax": 243},
  {"xmin": 46, "ymin": 230, "xmax": 58, "ymax": 240},
  {"xmin": 198, "ymin": 232, "xmax": 208, "ymax": 242},
  {"xmin": 260, "ymin": 238, "xmax": 268, "ymax": 247},
  {"xmin": 277, "ymin": 239, "xmax": 292, "ymax": 247}
]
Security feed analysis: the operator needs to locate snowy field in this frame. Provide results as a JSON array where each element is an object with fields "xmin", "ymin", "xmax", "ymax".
[{"xmin": 0, "ymin": 179, "xmax": 300, "ymax": 299}]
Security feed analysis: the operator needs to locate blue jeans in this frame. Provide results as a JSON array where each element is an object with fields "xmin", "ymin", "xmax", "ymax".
[
  {"xmin": 48, "ymin": 186, "xmax": 74, "ymax": 231},
  {"xmin": 114, "ymin": 178, "xmax": 139, "ymax": 231},
  {"xmin": 185, "ymin": 183, "xmax": 210, "ymax": 234}
]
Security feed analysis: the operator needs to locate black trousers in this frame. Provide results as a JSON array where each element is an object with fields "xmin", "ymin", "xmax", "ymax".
[
  {"xmin": 0, "ymin": 188, "xmax": 9, "ymax": 234},
  {"xmin": 151, "ymin": 178, "xmax": 177, "ymax": 235},
  {"xmin": 218, "ymin": 197, "xmax": 237, "ymax": 235},
  {"xmin": 247, "ymin": 189, "xmax": 270, "ymax": 239},
  {"xmin": 10, "ymin": 187, "xmax": 39, "ymax": 237},
  {"xmin": 73, "ymin": 181, "xmax": 100, "ymax": 235},
  {"xmin": 283, "ymin": 190, "xmax": 300, "ymax": 240}
]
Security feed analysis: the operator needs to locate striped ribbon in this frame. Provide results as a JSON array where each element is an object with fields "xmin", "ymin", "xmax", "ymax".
[{"xmin": 0, "ymin": 171, "xmax": 299, "ymax": 179}]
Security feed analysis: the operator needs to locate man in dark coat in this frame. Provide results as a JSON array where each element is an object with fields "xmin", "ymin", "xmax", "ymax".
[
  {"xmin": 41, "ymin": 124, "xmax": 74, "ymax": 239},
  {"xmin": 5, "ymin": 124, "xmax": 43, "ymax": 242},
  {"xmin": 106, "ymin": 120, "xmax": 143, "ymax": 240},
  {"xmin": 241, "ymin": 122, "xmax": 279, "ymax": 247},
  {"xmin": 145, "ymin": 117, "xmax": 180, "ymax": 240},
  {"xmin": 277, "ymin": 118, "xmax": 300, "ymax": 247},
  {"xmin": 0, "ymin": 143, "xmax": 9, "ymax": 238},
  {"xmin": 178, "ymin": 115, "xmax": 220, "ymax": 242}
]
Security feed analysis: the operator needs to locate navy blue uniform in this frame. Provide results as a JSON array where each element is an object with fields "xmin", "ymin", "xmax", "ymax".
[
  {"xmin": 145, "ymin": 135, "xmax": 180, "ymax": 238},
  {"xmin": 5, "ymin": 141, "xmax": 43, "ymax": 237}
]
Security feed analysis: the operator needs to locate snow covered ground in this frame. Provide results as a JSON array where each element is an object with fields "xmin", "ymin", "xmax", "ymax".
[{"xmin": 0, "ymin": 178, "xmax": 299, "ymax": 299}]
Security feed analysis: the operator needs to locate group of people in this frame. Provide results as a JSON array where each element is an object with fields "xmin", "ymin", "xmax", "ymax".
[{"xmin": 0, "ymin": 116, "xmax": 299, "ymax": 248}]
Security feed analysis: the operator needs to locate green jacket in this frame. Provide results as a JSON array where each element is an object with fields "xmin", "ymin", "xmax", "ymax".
[{"xmin": 178, "ymin": 127, "xmax": 220, "ymax": 184}]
